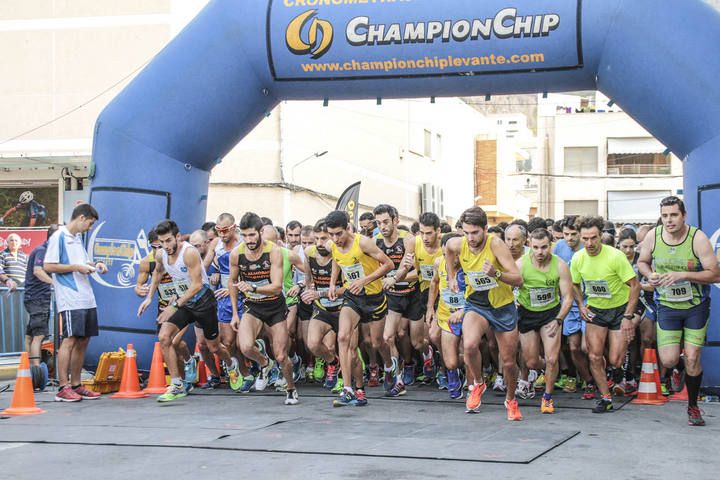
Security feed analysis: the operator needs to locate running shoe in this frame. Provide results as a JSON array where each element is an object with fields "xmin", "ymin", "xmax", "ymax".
[
  {"xmin": 268, "ymin": 364, "xmax": 280, "ymax": 386},
  {"xmin": 331, "ymin": 376, "xmax": 344, "ymax": 394},
  {"xmin": 184, "ymin": 356, "xmax": 198, "ymax": 385},
  {"xmin": 305, "ymin": 366, "xmax": 314, "ymax": 382},
  {"xmin": 239, "ymin": 375, "xmax": 255, "ymax": 393},
  {"xmin": 448, "ymin": 369, "xmax": 464, "ymax": 399},
  {"xmin": 158, "ymin": 384, "xmax": 187, "ymax": 403},
  {"xmin": 661, "ymin": 383, "xmax": 670, "ymax": 396},
  {"xmin": 313, "ymin": 358, "xmax": 326, "ymax": 382},
  {"xmin": 554, "ymin": 374, "xmax": 569, "ymax": 390},
  {"xmin": 333, "ymin": 389, "xmax": 360, "ymax": 407},
  {"xmin": 324, "ymin": 362, "xmax": 339, "ymax": 389},
  {"xmin": 254, "ymin": 359, "xmax": 275, "ymax": 391},
  {"xmin": 355, "ymin": 388, "xmax": 368, "ymax": 406},
  {"xmin": 528, "ymin": 369, "xmax": 538, "ymax": 384},
  {"xmin": 505, "ymin": 398, "xmax": 523, "ymax": 421},
  {"xmin": 255, "ymin": 338, "xmax": 268, "ymax": 357},
  {"xmin": 535, "ymin": 373, "xmax": 546, "ymax": 391},
  {"xmin": 592, "ymin": 398, "xmax": 613, "ymax": 413},
  {"xmin": 368, "ymin": 364, "xmax": 380, "ymax": 387},
  {"xmin": 613, "ymin": 380, "xmax": 626, "ymax": 396},
  {"xmin": 284, "ymin": 389, "xmax": 299, "ymax": 405},
  {"xmin": 540, "ymin": 397, "xmax": 555, "ymax": 414},
  {"xmin": 687, "ymin": 406, "xmax": 706, "ymax": 426},
  {"xmin": 55, "ymin": 385, "xmax": 82, "ymax": 402},
  {"xmin": 201, "ymin": 375, "xmax": 221, "ymax": 389},
  {"xmin": 623, "ymin": 379, "xmax": 638, "ymax": 396},
  {"xmin": 515, "ymin": 380, "xmax": 535, "ymax": 400},
  {"xmin": 275, "ymin": 374, "xmax": 288, "ymax": 392},
  {"xmin": 183, "ymin": 380, "xmax": 194, "ymax": 394},
  {"xmin": 403, "ymin": 364, "xmax": 415, "ymax": 386},
  {"xmin": 423, "ymin": 348, "xmax": 435, "ymax": 380},
  {"xmin": 671, "ymin": 369, "xmax": 684, "ymax": 393},
  {"xmin": 466, "ymin": 382, "xmax": 486, "ymax": 413},
  {"xmin": 385, "ymin": 382, "xmax": 407, "ymax": 397},
  {"xmin": 436, "ymin": 370, "xmax": 449, "ymax": 390},
  {"xmin": 563, "ymin": 377, "xmax": 577, "ymax": 393},
  {"xmin": 493, "ymin": 375, "xmax": 506, "ymax": 394},
  {"xmin": 74, "ymin": 385, "xmax": 101, "ymax": 400},
  {"xmin": 582, "ymin": 382, "xmax": 597, "ymax": 400},
  {"xmin": 292, "ymin": 355, "xmax": 304, "ymax": 384},
  {"xmin": 228, "ymin": 358, "xmax": 242, "ymax": 391},
  {"xmin": 383, "ymin": 369, "xmax": 395, "ymax": 392}
]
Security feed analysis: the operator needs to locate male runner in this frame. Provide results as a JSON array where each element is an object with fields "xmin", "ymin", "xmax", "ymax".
[
  {"xmin": 571, "ymin": 216, "xmax": 639, "ymax": 413},
  {"xmin": 503, "ymin": 224, "xmax": 528, "ymax": 396},
  {"xmin": 230, "ymin": 213, "xmax": 299, "ymax": 405},
  {"xmin": 296, "ymin": 225, "xmax": 317, "ymax": 381},
  {"xmin": 445, "ymin": 207, "xmax": 524, "ymax": 420},
  {"xmin": 325, "ymin": 210, "xmax": 394, "ymax": 407},
  {"xmin": 638, "ymin": 196, "xmax": 720, "ymax": 426},
  {"xmin": 138, "ymin": 220, "xmax": 241, "ymax": 402},
  {"xmin": 374, "ymin": 204, "xmax": 422, "ymax": 395},
  {"xmin": 516, "ymin": 228, "xmax": 574, "ymax": 413}
]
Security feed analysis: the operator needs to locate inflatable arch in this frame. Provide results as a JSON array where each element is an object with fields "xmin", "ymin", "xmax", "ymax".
[{"xmin": 87, "ymin": 0, "xmax": 720, "ymax": 381}]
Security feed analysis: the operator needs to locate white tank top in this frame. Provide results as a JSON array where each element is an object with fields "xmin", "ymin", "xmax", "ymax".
[
  {"xmin": 160, "ymin": 242, "xmax": 209, "ymax": 301},
  {"xmin": 293, "ymin": 245, "xmax": 306, "ymax": 284}
]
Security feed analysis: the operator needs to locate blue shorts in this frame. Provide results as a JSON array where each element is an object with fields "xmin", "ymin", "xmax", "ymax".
[
  {"xmin": 562, "ymin": 309, "xmax": 585, "ymax": 336},
  {"xmin": 217, "ymin": 295, "xmax": 234, "ymax": 323},
  {"xmin": 657, "ymin": 299, "xmax": 709, "ymax": 332},
  {"xmin": 464, "ymin": 301, "xmax": 517, "ymax": 333}
]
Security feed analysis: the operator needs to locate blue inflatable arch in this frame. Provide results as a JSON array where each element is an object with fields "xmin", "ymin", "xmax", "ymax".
[{"xmin": 88, "ymin": 0, "xmax": 720, "ymax": 381}]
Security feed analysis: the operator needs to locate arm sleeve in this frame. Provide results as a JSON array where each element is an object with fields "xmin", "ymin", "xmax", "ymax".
[{"xmin": 34, "ymin": 247, "xmax": 47, "ymax": 267}]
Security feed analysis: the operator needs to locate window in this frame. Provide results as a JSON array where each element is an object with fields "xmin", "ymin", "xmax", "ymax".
[
  {"xmin": 564, "ymin": 147, "xmax": 598, "ymax": 175},
  {"xmin": 434, "ymin": 133, "xmax": 442, "ymax": 161},
  {"xmin": 607, "ymin": 138, "xmax": 671, "ymax": 175},
  {"xmin": 424, "ymin": 129, "xmax": 432, "ymax": 158},
  {"xmin": 564, "ymin": 200, "xmax": 598, "ymax": 217}
]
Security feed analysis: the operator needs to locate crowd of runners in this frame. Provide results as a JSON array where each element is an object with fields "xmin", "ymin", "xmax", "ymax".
[{"xmin": 28, "ymin": 197, "xmax": 717, "ymax": 426}]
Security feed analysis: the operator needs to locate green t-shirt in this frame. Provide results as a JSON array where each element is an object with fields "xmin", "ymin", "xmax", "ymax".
[{"xmin": 570, "ymin": 245, "xmax": 635, "ymax": 309}]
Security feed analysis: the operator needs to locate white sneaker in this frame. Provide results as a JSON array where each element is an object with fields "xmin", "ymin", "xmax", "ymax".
[
  {"xmin": 515, "ymin": 379, "xmax": 535, "ymax": 399},
  {"xmin": 275, "ymin": 375, "xmax": 288, "ymax": 392},
  {"xmin": 493, "ymin": 375, "xmax": 507, "ymax": 393},
  {"xmin": 253, "ymin": 358, "xmax": 274, "ymax": 392},
  {"xmin": 528, "ymin": 369, "xmax": 539, "ymax": 384},
  {"xmin": 284, "ymin": 389, "xmax": 299, "ymax": 405}
]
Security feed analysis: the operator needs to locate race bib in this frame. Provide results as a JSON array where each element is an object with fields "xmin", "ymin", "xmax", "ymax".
[
  {"xmin": 441, "ymin": 288, "xmax": 465, "ymax": 311},
  {"xmin": 220, "ymin": 273, "xmax": 230, "ymax": 289},
  {"xmin": 317, "ymin": 287, "xmax": 344, "ymax": 308},
  {"xmin": 466, "ymin": 271, "xmax": 497, "ymax": 292},
  {"xmin": 420, "ymin": 265, "xmax": 435, "ymax": 282},
  {"xmin": 584, "ymin": 280, "xmax": 611, "ymax": 299},
  {"xmin": 157, "ymin": 282, "xmax": 177, "ymax": 302},
  {"xmin": 174, "ymin": 278, "xmax": 191, "ymax": 295},
  {"xmin": 661, "ymin": 281, "xmax": 693, "ymax": 303},
  {"xmin": 246, "ymin": 279, "xmax": 269, "ymax": 301},
  {"xmin": 341, "ymin": 263, "xmax": 365, "ymax": 283},
  {"xmin": 529, "ymin": 287, "xmax": 556, "ymax": 308}
]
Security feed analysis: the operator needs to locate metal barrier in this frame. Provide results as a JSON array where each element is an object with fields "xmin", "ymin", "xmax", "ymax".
[{"xmin": 0, "ymin": 287, "xmax": 55, "ymax": 355}]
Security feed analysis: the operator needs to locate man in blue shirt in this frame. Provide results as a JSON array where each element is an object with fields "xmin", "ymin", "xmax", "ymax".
[{"xmin": 23, "ymin": 224, "xmax": 59, "ymax": 367}]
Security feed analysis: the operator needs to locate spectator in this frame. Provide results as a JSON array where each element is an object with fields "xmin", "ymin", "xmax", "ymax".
[
  {"xmin": 23, "ymin": 225, "xmax": 59, "ymax": 367},
  {"xmin": 44, "ymin": 204, "xmax": 108, "ymax": 402},
  {"xmin": 1, "ymin": 233, "xmax": 28, "ymax": 287}
]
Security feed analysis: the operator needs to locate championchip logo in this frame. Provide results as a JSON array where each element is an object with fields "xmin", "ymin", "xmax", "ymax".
[{"xmin": 286, "ymin": 9, "xmax": 334, "ymax": 59}]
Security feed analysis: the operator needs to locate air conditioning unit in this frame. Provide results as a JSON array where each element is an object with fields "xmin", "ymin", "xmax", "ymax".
[{"xmin": 421, "ymin": 183, "xmax": 445, "ymax": 218}]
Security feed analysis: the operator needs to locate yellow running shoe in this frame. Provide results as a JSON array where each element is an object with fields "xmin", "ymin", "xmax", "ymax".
[{"xmin": 541, "ymin": 397, "xmax": 555, "ymax": 414}]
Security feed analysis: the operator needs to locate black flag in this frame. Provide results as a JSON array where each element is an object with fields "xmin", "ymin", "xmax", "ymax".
[{"xmin": 335, "ymin": 182, "xmax": 361, "ymax": 229}]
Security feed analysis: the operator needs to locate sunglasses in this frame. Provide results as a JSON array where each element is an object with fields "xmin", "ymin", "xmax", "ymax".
[{"xmin": 215, "ymin": 224, "xmax": 236, "ymax": 234}]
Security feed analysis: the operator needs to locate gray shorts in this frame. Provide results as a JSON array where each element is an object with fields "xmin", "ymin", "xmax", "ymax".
[{"xmin": 24, "ymin": 298, "xmax": 51, "ymax": 338}]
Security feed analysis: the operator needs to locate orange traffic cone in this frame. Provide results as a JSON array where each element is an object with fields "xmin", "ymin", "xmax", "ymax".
[
  {"xmin": 111, "ymin": 344, "xmax": 148, "ymax": 399},
  {"xmin": 194, "ymin": 344, "xmax": 208, "ymax": 386},
  {"xmin": 2, "ymin": 352, "xmax": 45, "ymax": 416},
  {"xmin": 143, "ymin": 342, "xmax": 167, "ymax": 394},
  {"xmin": 633, "ymin": 349, "xmax": 667, "ymax": 405}
]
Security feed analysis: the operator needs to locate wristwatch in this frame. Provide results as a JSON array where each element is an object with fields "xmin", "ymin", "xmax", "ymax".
[
  {"xmin": 494, "ymin": 269, "xmax": 502, "ymax": 279},
  {"xmin": 623, "ymin": 314, "xmax": 633, "ymax": 319},
  {"xmin": 251, "ymin": 284, "xmax": 258, "ymax": 293},
  {"xmin": 171, "ymin": 300, "xmax": 179, "ymax": 309}
]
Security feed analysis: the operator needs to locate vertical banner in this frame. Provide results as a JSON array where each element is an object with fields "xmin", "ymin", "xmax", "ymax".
[{"xmin": 335, "ymin": 182, "xmax": 361, "ymax": 230}]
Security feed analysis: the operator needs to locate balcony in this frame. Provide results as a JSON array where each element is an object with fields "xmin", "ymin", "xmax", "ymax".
[{"xmin": 607, "ymin": 164, "xmax": 672, "ymax": 175}]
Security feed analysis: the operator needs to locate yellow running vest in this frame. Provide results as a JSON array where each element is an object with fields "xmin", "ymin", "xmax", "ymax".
[
  {"xmin": 415, "ymin": 236, "xmax": 442, "ymax": 292},
  {"xmin": 331, "ymin": 233, "xmax": 383, "ymax": 295},
  {"xmin": 459, "ymin": 235, "xmax": 515, "ymax": 309}
]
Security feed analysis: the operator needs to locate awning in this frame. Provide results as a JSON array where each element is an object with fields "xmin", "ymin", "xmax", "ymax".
[
  {"xmin": 607, "ymin": 137, "xmax": 666, "ymax": 155},
  {"xmin": 607, "ymin": 190, "xmax": 671, "ymax": 223}
]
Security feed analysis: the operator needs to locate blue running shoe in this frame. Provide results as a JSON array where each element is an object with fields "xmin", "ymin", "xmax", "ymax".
[
  {"xmin": 268, "ymin": 363, "xmax": 280, "ymax": 387},
  {"xmin": 183, "ymin": 380, "xmax": 194, "ymax": 395},
  {"xmin": 333, "ymin": 389, "xmax": 360, "ymax": 407},
  {"xmin": 239, "ymin": 375, "xmax": 255, "ymax": 393},
  {"xmin": 402, "ymin": 364, "xmax": 415, "ymax": 386},
  {"xmin": 383, "ymin": 370, "xmax": 394, "ymax": 392},
  {"xmin": 385, "ymin": 382, "xmax": 407, "ymax": 397},
  {"xmin": 448, "ymin": 369, "xmax": 463, "ymax": 399},
  {"xmin": 324, "ymin": 362, "xmax": 339, "ymax": 389},
  {"xmin": 184, "ymin": 357, "xmax": 198, "ymax": 385},
  {"xmin": 437, "ymin": 370, "xmax": 449, "ymax": 390},
  {"xmin": 201, "ymin": 375, "xmax": 221, "ymax": 389},
  {"xmin": 292, "ymin": 355, "xmax": 303, "ymax": 383}
]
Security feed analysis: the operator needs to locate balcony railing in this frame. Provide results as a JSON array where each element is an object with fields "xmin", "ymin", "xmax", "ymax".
[{"xmin": 607, "ymin": 164, "xmax": 671, "ymax": 175}]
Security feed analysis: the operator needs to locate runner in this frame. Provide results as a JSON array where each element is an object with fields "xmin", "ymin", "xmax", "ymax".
[
  {"xmin": 637, "ymin": 196, "xmax": 720, "ymax": 426},
  {"xmin": 554, "ymin": 215, "xmax": 594, "ymax": 397},
  {"xmin": 229, "ymin": 212, "xmax": 299, "ymax": 405},
  {"xmin": 426, "ymin": 232, "xmax": 468, "ymax": 399},
  {"xmin": 45, "ymin": 204, "xmax": 106, "ymax": 402},
  {"xmin": 296, "ymin": 225, "xmax": 317, "ymax": 382},
  {"xmin": 504, "ymin": 224, "xmax": 528, "ymax": 397},
  {"xmin": 138, "ymin": 221, "xmax": 240, "ymax": 402},
  {"xmin": 301, "ymin": 220, "xmax": 343, "ymax": 389},
  {"xmin": 570, "ymin": 216, "xmax": 640, "ymax": 413},
  {"xmin": 325, "ymin": 210, "xmax": 394, "ymax": 407},
  {"xmin": 374, "ymin": 204, "xmax": 422, "ymax": 395},
  {"xmin": 516, "ymin": 228, "xmax": 574, "ymax": 413},
  {"xmin": 445, "ymin": 207, "xmax": 524, "ymax": 420}
]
